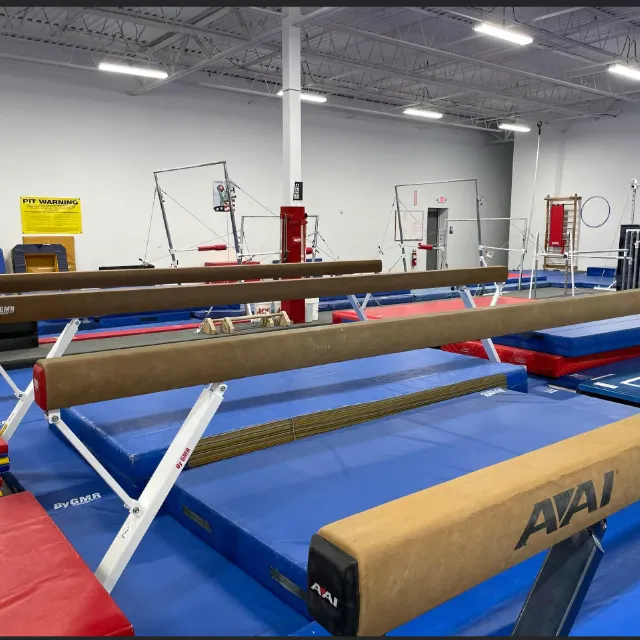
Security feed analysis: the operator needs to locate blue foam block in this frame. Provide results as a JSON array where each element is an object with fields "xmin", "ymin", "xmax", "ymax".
[
  {"xmin": 0, "ymin": 249, "xmax": 5, "ymax": 275},
  {"xmin": 319, "ymin": 293, "xmax": 415, "ymax": 311},
  {"xmin": 166, "ymin": 389, "xmax": 638, "ymax": 624},
  {"xmin": 49, "ymin": 491, "xmax": 308, "ymax": 637},
  {"xmin": 553, "ymin": 357, "xmax": 640, "ymax": 406},
  {"xmin": 59, "ymin": 350, "xmax": 527, "ymax": 488},
  {"xmin": 495, "ymin": 314, "xmax": 640, "ymax": 357}
]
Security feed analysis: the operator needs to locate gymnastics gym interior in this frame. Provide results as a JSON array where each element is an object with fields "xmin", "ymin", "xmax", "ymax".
[{"xmin": 6, "ymin": 5, "xmax": 640, "ymax": 637}]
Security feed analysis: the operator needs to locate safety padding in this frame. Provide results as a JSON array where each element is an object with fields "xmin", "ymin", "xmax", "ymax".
[
  {"xmin": 11, "ymin": 243, "xmax": 69, "ymax": 274},
  {"xmin": 0, "ymin": 492, "xmax": 133, "ymax": 635},
  {"xmin": 0, "ymin": 437, "xmax": 8, "ymax": 475}
]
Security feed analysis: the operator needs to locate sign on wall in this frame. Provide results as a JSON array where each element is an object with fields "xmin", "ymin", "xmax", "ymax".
[{"xmin": 20, "ymin": 196, "xmax": 83, "ymax": 235}]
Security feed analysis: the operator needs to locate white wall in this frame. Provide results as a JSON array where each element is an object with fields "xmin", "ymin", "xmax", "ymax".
[
  {"xmin": 509, "ymin": 114, "xmax": 640, "ymax": 271},
  {"xmin": 0, "ymin": 60, "xmax": 513, "ymax": 273}
]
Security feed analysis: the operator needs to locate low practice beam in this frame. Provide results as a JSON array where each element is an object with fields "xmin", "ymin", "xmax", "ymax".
[
  {"xmin": 307, "ymin": 414, "xmax": 640, "ymax": 635},
  {"xmin": 0, "ymin": 260, "xmax": 382, "ymax": 294},
  {"xmin": 0, "ymin": 267, "xmax": 507, "ymax": 324},
  {"xmin": 33, "ymin": 288, "xmax": 640, "ymax": 410}
]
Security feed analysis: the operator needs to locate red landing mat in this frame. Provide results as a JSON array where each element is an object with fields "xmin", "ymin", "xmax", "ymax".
[
  {"xmin": 0, "ymin": 492, "xmax": 133, "ymax": 636},
  {"xmin": 442, "ymin": 341, "xmax": 640, "ymax": 378},
  {"xmin": 0, "ymin": 438, "xmax": 7, "ymax": 456},
  {"xmin": 332, "ymin": 295, "xmax": 529, "ymax": 323}
]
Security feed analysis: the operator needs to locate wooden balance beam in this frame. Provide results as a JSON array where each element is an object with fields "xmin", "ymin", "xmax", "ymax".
[
  {"xmin": 307, "ymin": 412, "xmax": 640, "ymax": 635},
  {"xmin": 0, "ymin": 266, "xmax": 507, "ymax": 325},
  {"xmin": 0, "ymin": 259, "xmax": 382, "ymax": 294},
  {"xmin": 32, "ymin": 288, "xmax": 640, "ymax": 411}
]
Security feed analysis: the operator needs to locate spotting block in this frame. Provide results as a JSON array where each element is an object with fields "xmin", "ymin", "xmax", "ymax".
[{"xmin": 0, "ymin": 492, "xmax": 133, "ymax": 636}]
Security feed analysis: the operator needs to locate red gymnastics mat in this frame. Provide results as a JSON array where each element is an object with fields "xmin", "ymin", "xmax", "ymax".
[
  {"xmin": 332, "ymin": 295, "xmax": 529, "ymax": 323},
  {"xmin": 442, "ymin": 341, "xmax": 640, "ymax": 378}
]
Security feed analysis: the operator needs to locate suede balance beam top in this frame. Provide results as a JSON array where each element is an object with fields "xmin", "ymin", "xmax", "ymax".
[
  {"xmin": 0, "ymin": 267, "xmax": 507, "ymax": 324},
  {"xmin": 0, "ymin": 259, "xmax": 382, "ymax": 293},
  {"xmin": 308, "ymin": 413, "xmax": 640, "ymax": 635},
  {"xmin": 33, "ymin": 288, "xmax": 640, "ymax": 411}
]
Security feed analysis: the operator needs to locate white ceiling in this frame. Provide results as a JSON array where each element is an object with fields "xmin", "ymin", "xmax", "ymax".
[{"xmin": 3, "ymin": 6, "xmax": 640, "ymax": 137}]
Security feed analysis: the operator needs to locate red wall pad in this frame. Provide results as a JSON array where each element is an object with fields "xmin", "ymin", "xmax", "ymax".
[
  {"xmin": 548, "ymin": 204, "xmax": 565, "ymax": 249},
  {"xmin": 0, "ymin": 492, "xmax": 134, "ymax": 636}
]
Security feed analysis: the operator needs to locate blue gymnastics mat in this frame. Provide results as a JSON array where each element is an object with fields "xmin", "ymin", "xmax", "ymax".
[
  {"xmin": 50, "ymin": 491, "xmax": 308, "ymax": 636},
  {"xmin": 7, "ymin": 392, "xmax": 309, "ymax": 636},
  {"xmin": 553, "ymin": 357, "xmax": 640, "ymax": 406},
  {"xmin": 165, "ymin": 389, "xmax": 639, "ymax": 625},
  {"xmin": 494, "ymin": 314, "xmax": 640, "ymax": 357},
  {"xmin": 58, "ymin": 349, "xmax": 527, "ymax": 489},
  {"xmin": 319, "ymin": 293, "xmax": 414, "ymax": 311}
]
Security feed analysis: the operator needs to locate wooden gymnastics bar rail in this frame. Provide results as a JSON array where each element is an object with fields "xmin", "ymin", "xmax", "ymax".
[
  {"xmin": 0, "ymin": 259, "xmax": 382, "ymax": 294},
  {"xmin": 0, "ymin": 266, "xmax": 507, "ymax": 324},
  {"xmin": 33, "ymin": 288, "xmax": 640, "ymax": 411},
  {"xmin": 308, "ymin": 412, "xmax": 640, "ymax": 635}
]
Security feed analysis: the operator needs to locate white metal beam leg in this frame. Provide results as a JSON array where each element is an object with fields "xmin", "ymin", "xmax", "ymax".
[
  {"xmin": 346, "ymin": 294, "xmax": 368, "ymax": 322},
  {"xmin": 95, "ymin": 382, "xmax": 227, "ymax": 593},
  {"xmin": 1, "ymin": 318, "xmax": 81, "ymax": 442},
  {"xmin": 457, "ymin": 286, "xmax": 501, "ymax": 363},
  {"xmin": 0, "ymin": 365, "xmax": 22, "ymax": 398},
  {"xmin": 282, "ymin": 7, "xmax": 302, "ymax": 205}
]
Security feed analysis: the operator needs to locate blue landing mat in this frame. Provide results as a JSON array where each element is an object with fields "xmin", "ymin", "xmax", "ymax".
[
  {"xmin": 319, "ymin": 293, "xmax": 414, "ymax": 311},
  {"xmin": 49, "ymin": 492, "xmax": 308, "ymax": 636},
  {"xmin": 495, "ymin": 314, "xmax": 640, "ymax": 357},
  {"xmin": 542, "ymin": 269, "xmax": 615, "ymax": 289},
  {"xmin": 0, "ymin": 367, "xmax": 44, "ymax": 426},
  {"xmin": 59, "ymin": 350, "xmax": 527, "ymax": 489},
  {"xmin": 166, "ymin": 389, "xmax": 638, "ymax": 624},
  {"xmin": 553, "ymin": 357, "xmax": 640, "ymax": 406}
]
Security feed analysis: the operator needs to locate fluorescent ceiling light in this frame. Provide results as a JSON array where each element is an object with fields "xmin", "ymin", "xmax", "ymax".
[
  {"xmin": 403, "ymin": 107, "xmax": 443, "ymax": 119},
  {"xmin": 609, "ymin": 63, "xmax": 640, "ymax": 81},
  {"xmin": 98, "ymin": 62, "xmax": 168, "ymax": 79},
  {"xmin": 498, "ymin": 122, "xmax": 531, "ymax": 133},
  {"xmin": 276, "ymin": 90, "xmax": 327, "ymax": 103},
  {"xmin": 473, "ymin": 23, "xmax": 533, "ymax": 46}
]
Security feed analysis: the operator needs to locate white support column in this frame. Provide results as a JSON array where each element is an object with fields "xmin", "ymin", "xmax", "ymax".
[
  {"xmin": 95, "ymin": 382, "xmax": 227, "ymax": 593},
  {"xmin": 282, "ymin": 7, "xmax": 302, "ymax": 205},
  {"xmin": 1, "ymin": 318, "xmax": 81, "ymax": 442},
  {"xmin": 457, "ymin": 286, "xmax": 501, "ymax": 363}
]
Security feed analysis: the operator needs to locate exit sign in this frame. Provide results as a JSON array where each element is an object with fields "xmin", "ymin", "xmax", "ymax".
[{"xmin": 436, "ymin": 196, "xmax": 447, "ymax": 204}]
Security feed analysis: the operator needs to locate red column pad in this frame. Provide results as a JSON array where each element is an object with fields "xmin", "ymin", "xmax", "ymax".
[
  {"xmin": 0, "ymin": 492, "xmax": 134, "ymax": 636},
  {"xmin": 549, "ymin": 204, "xmax": 565, "ymax": 249},
  {"xmin": 280, "ymin": 206, "xmax": 308, "ymax": 324}
]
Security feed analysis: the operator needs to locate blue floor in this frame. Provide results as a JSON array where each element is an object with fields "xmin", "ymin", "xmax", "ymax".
[{"xmin": 58, "ymin": 349, "xmax": 527, "ymax": 488}]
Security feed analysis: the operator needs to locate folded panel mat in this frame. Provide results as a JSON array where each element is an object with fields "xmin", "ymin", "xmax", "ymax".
[
  {"xmin": 442, "ymin": 340, "xmax": 640, "ymax": 378},
  {"xmin": 332, "ymin": 294, "xmax": 529, "ymax": 323},
  {"xmin": 47, "ymin": 491, "xmax": 309, "ymax": 636},
  {"xmin": 165, "ymin": 389, "xmax": 640, "ymax": 626},
  {"xmin": 58, "ymin": 349, "xmax": 527, "ymax": 488},
  {"xmin": 494, "ymin": 314, "xmax": 640, "ymax": 358},
  {"xmin": 553, "ymin": 357, "xmax": 640, "ymax": 406}
]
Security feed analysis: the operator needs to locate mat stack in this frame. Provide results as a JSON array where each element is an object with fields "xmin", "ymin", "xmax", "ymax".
[
  {"xmin": 0, "ymin": 438, "xmax": 9, "ymax": 480},
  {"xmin": 443, "ymin": 313, "xmax": 640, "ymax": 378},
  {"xmin": 188, "ymin": 373, "xmax": 509, "ymax": 466}
]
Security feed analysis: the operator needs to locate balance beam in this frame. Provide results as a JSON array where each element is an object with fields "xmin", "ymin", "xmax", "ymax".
[
  {"xmin": 307, "ymin": 413, "xmax": 640, "ymax": 635},
  {"xmin": 33, "ymin": 288, "xmax": 640, "ymax": 411},
  {"xmin": 0, "ymin": 267, "xmax": 507, "ymax": 324},
  {"xmin": 0, "ymin": 259, "xmax": 382, "ymax": 294}
]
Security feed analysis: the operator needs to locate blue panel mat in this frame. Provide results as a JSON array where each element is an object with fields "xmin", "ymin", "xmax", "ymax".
[
  {"xmin": 554, "ymin": 357, "xmax": 640, "ymax": 406},
  {"xmin": 495, "ymin": 314, "xmax": 640, "ymax": 357},
  {"xmin": 59, "ymin": 350, "xmax": 527, "ymax": 488},
  {"xmin": 166, "ymin": 389, "xmax": 638, "ymax": 623},
  {"xmin": 49, "ymin": 492, "xmax": 308, "ymax": 637}
]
